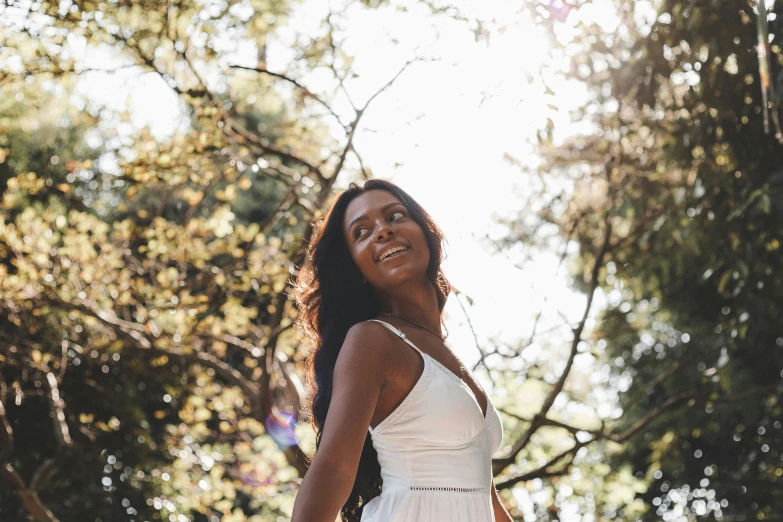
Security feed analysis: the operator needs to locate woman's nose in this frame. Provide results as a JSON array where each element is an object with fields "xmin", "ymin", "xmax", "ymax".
[{"xmin": 374, "ymin": 221, "xmax": 395, "ymax": 240}]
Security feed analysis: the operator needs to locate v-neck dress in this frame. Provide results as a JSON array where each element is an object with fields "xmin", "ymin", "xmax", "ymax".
[{"xmin": 359, "ymin": 319, "xmax": 504, "ymax": 522}]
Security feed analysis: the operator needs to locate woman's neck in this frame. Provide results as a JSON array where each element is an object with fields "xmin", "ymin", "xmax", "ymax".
[{"xmin": 376, "ymin": 281, "xmax": 442, "ymax": 334}]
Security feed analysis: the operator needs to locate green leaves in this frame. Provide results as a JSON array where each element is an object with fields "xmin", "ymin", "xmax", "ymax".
[
  {"xmin": 495, "ymin": 0, "xmax": 783, "ymax": 519},
  {"xmin": 726, "ymin": 187, "xmax": 769, "ymax": 221}
]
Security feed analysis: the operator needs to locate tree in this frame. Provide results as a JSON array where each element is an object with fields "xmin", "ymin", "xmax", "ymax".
[{"xmin": 493, "ymin": 0, "xmax": 783, "ymax": 519}]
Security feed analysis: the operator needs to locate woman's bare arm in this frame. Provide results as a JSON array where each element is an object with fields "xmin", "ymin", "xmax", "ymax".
[
  {"xmin": 291, "ymin": 322, "xmax": 390, "ymax": 522},
  {"xmin": 491, "ymin": 477, "xmax": 514, "ymax": 522}
]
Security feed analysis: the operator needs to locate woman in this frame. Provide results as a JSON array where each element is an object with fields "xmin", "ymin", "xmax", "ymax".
[{"xmin": 291, "ymin": 179, "xmax": 513, "ymax": 521}]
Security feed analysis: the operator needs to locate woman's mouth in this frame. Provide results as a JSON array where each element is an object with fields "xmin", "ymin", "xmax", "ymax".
[
  {"xmin": 381, "ymin": 250, "xmax": 407, "ymax": 261},
  {"xmin": 378, "ymin": 247, "xmax": 410, "ymax": 262}
]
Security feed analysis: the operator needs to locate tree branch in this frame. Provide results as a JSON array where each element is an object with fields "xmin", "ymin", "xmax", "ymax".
[
  {"xmin": 29, "ymin": 372, "xmax": 72, "ymax": 491},
  {"xmin": 493, "ymin": 385, "xmax": 779, "ymax": 489},
  {"xmin": 361, "ymin": 58, "xmax": 419, "ymax": 112},
  {"xmin": 229, "ymin": 65, "xmax": 346, "ymax": 127},
  {"xmin": 349, "ymin": 144, "xmax": 371, "ymax": 180},
  {"xmin": 0, "ymin": 376, "xmax": 14, "ymax": 469},
  {"xmin": 0, "ymin": 374, "xmax": 61, "ymax": 522},
  {"xmin": 451, "ymin": 288, "xmax": 494, "ymax": 385},
  {"xmin": 331, "ymin": 57, "xmax": 419, "ymax": 180},
  {"xmin": 494, "ymin": 216, "xmax": 613, "ymax": 475},
  {"xmin": 611, "ymin": 385, "xmax": 779, "ymax": 443},
  {"xmin": 40, "ymin": 296, "xmax": 310, "ymax": 475},
  {"xmin": 496, "ymin": 441, "xmax": 587, "ymax": 489}
]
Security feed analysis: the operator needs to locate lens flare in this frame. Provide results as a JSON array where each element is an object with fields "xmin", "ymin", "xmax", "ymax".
[{"xmin": 265, "ymin": 411, "xmax": 299, "ymax": 447}]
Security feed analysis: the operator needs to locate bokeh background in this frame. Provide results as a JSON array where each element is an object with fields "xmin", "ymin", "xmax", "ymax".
[{"xmin": 1, "ymin": 0, "xmax": 782, "ymax": 520}]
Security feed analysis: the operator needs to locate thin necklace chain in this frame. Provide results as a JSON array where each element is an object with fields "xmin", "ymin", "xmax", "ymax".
[
  {"xmin": 378, "ymin": 312, "xmax": 449, "ymax": 345},
  {"xmin": 378, "ymin": 313, "xmax": 472, "ymax": 382}
]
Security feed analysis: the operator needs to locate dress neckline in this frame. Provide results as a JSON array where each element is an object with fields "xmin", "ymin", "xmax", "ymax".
[{"xmin": 425, "ymin": 354, "xmax": 490, "ymax": 422}]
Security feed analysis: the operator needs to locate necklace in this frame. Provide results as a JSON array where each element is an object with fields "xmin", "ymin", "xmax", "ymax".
[{"xmin": 378, "ymin": 312, "xmax": 448, "ymax": 344}]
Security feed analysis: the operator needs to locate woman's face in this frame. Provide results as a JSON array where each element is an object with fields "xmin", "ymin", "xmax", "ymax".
[{"xmin": 342, "ymin": 189, "xmax": 430, "ymax": 289}]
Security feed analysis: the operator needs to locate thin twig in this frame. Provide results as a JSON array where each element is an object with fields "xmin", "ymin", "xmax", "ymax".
[{"xmin": 229, "ymin": 65, "xmax": 345, "ymax": 127}]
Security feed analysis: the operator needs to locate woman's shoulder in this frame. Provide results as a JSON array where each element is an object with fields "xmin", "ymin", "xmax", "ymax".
[
  {"xmin": 346, "ymin": 318, "xmax": 395, "ymax": 340},
  {"xmin": 344, "ymin": 319, "xmax": 400, "ymax": 354},
  {"xmin": 336, "ymin": 320, "xmax": 399, "ymax": 372},
  {"xmin": 330, "ymin": 321, "xmax": 400, "ymax": 405}
]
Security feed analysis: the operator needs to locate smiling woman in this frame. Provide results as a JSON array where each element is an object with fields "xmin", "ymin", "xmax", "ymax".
[
  {"xmin": 291, "ymin": 179, "xmax": 511, "ymax": 522},
  {"xmin": 343, "ymin": 190, "xmax": 432, "ymax": 289}
]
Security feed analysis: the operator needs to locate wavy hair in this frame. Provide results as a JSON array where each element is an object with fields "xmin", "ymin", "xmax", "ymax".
[{"xmin": 292, "ymin": 179, "xmax": 452, "ymax": 520}]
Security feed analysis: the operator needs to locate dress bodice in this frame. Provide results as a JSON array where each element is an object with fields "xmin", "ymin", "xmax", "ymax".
[{"xmin": 359, "ymin": 319, "xmax": 504, "ymax": 521}]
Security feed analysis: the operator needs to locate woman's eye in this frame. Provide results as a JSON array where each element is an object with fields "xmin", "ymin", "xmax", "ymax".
[{"xmin": 354, "ymin": 210, "xmax": 405, "ymax": 239}]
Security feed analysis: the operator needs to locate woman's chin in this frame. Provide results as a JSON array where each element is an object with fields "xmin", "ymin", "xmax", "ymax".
[{"xmin": 373, "ymin": 266, "xmax": 425, "ymax": 287}]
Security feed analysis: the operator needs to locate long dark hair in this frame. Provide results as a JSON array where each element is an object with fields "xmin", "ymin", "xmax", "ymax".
[{"xmin": 292, "ymin": 179, "xmax": 453, "ymax": 520}]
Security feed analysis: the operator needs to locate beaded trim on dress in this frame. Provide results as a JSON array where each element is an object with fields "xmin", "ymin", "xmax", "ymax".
[{"xmin": 409, "ymin": 486, "xmax": 490, "ymax": 493}]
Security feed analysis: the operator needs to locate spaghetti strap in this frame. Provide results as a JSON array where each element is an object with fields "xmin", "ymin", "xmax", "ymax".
[{"xmin": 365, "ymin": 319, "xmax": 425, "ymax": 357}]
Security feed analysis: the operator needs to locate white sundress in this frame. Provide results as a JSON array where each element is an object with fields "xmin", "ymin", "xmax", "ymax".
[{"xmin": 360, "ymin": 319, "xmax": 504, "ymax": 522}]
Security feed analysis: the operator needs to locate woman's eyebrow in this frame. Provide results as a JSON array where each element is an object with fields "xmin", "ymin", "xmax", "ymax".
[{"xmin": 347, "ymin": 202, "xmax": 403, "ymax": 232}]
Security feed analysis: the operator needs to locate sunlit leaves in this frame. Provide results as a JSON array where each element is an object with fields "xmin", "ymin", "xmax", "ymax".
[{"xmin": 0, "ymin": 120, "xmax": 300, "ymax": 520}]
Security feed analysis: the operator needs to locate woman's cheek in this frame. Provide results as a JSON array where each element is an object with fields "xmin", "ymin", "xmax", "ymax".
[{"xmin": 361, "ymin": 246, "xmax": 374, "ymax": 265}]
